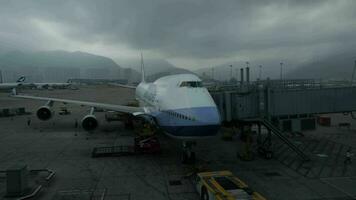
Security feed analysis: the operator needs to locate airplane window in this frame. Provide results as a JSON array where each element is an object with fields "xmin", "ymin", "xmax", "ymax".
[
  {"xmin": 180, "ymin": 82, "xmax": 188, "ymax": 87},
  {"xmin": 180, "ymin": 81, "xmax": 203, "ymax": 88}
]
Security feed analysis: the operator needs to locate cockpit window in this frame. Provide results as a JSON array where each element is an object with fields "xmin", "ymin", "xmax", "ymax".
[{"xmin": 180, "ymin": 81, "xmax": 203, "ymax": 88}]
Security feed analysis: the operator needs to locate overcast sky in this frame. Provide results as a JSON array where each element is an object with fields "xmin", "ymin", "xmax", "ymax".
[{"xmin": 0, "ymin": 0, "xmax": 355, "ymax": 71}]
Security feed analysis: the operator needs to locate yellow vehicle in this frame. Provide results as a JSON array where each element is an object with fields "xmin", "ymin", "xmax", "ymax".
[{"xmin": 195, "ymin": 171, "xmax": 267, "ymax": 200}]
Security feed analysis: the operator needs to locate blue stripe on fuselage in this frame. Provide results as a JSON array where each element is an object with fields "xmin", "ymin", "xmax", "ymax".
[{"xmin": 152, "ymin": 106, "xmax": 221, "ymax": 137}]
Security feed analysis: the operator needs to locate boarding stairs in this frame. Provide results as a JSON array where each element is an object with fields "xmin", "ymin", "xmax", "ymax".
[{"xmin": 259, "ymin": 118, "xmax": 310, "ymax": 161}]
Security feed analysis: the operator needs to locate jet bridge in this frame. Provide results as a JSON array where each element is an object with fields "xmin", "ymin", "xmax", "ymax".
[
  {"xmin": 210, "ymin": 79, "xmax": 356, "ymax": 161},
  {"xmin": 211, "ymin": 79, "xmax": 356, "ymax": 123}
]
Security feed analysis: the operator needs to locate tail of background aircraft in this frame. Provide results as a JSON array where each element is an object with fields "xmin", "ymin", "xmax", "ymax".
[
  {"xmin": 141, "ymin": 53, "xmax": 145, "ymax": 83},
  {"xmin": 16, "ymin": 76, "xmax": 26, "ymax": 83}
]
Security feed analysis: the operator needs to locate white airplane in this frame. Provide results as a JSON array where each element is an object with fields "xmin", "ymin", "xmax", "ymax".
[
  {"xmin": 27, "ymin": 82, "xmax": 71, "ymax": 89},
  {"xmin": 0, "ymin": 75, "xmax": 71, "ymax": 90},
  {"xmin": 11, "ymin": 59, "xmax": 221, "ymax": 163},
  {"xmin": 0, "ymin": 76, "xmax": 26, "ymax": 89}
]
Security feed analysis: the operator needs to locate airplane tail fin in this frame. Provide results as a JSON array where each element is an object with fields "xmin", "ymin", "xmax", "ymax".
[
  {"xmin": 141, "ymin": 53, "xmax": 145, "ymax": 83},
  {"xmin": 16, "ymin": 76, "xmax": 26, "ymax": 83}
]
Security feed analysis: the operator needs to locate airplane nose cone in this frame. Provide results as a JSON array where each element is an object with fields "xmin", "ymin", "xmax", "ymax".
[
  {"xmin": 189, "ymin": 106, "xmax": 221, "ymax": 136},
  {"xmin": 202, "ymin": 107, "xmax": 220, "ymax": 135},
  {"xmin": 158, "ymin": 106, "xmax": 221, "ymax": 138},
  {"xmin": 195, "ymin": 106, "xmax": 221, "ymax": 125},
  {"xmin": 197, "ymin": 124, "xmax": 221, "ymax": 136}
]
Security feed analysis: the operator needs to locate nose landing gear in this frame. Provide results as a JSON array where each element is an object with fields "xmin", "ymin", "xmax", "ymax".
[{"xmin": 182, "ymin": 141, "xmax": 196, "ymax": 164}]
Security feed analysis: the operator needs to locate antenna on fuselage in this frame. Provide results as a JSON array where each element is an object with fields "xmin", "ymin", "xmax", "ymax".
[{"xmin": 141, "ymin": 52, "xmax": 145, "ymax": 83}]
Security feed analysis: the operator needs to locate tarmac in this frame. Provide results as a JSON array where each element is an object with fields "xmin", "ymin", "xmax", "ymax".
[{"xmin": 0, "ymin": 85, "xmax": 356, "ymax": 200}]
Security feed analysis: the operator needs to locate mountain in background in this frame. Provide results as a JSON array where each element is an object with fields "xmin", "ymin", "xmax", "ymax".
[
  {"xmin": 117, "ymin": 58, "xmax": 194, "ymax": 82},
  {"xmin": 0, "ymin": 50, "xmax": 140, "ymax": 82},
  {"xmin": 0, "ymin": 50, "xmax": 119, "ymax": 69},
  {"xmin": 0, "ymin": 50, "xmax": 196, "ymax": 83},
  {"xmin": 286, "ymin": 49, "xmax": 356, "ymax": 80}
]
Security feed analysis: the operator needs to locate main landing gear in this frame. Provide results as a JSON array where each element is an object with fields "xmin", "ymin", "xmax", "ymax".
[{"xmin": 182, "ymin": 141, "xmax": 196, "ymax": 164}]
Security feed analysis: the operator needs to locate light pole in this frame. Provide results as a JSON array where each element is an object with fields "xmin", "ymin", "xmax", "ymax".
[
  {"xmin": 351, "ymin": 60, "xmax": 356, "ymax": 86},
  {"xmin": 230, "ymin": 65, "xmax": 233, "ymax": 82},
  {"xmin": 259, "ymin": 65, "xmax": 262, "ymax": 80},
  {"xmin": 246, "ymin": 62, "xmax": 250, "ymax": 83},
  {"xmin": 235, "ymin": 68, "xmax": 239, "ymax": 82},
  {"xmin": 280, "ymin": 62, "xmax": 283, "ymax": 80},
  {"xmin": 211, "ymin": 68, "xmax": 214, "ymax": 80}
]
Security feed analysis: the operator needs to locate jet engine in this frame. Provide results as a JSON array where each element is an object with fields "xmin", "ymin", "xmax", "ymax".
[
  {"xmin": 81, "ymin": 114, "xmax": 98, "ymax": 131},
  {"xmin": 36, "ymin": 106, "xmax": 53, "ymax": 121}
]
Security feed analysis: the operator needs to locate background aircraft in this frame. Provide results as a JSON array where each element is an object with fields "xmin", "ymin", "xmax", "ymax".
[
  {"xmin": 0, "ymin": 75, "xmax": 71, "ymax": 90},
  {"xmin": 0, "ymin": 76, "xmax": 26, "ymax": 90}
]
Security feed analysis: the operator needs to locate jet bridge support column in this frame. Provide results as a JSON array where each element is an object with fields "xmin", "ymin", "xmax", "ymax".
[
  {"xmin": 257, "ymin": 125, "xmax": 273, "ymax": 160},
  {"xmin": 257, "ymin": 123, "xmax": 262, "ymax": 146},
  {"xmin": 238, "ymin": 123, "xmax": 254, "ymax": 161},
  {"xmin": 224, "ymin": 92, "xmax": 232, "ymax": 122},
  {"xmin": 257, "ymin": 83, "xmax": 266, "ymax": 147}
]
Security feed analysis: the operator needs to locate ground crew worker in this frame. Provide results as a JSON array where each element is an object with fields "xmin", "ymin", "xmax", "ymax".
[
  {"xmin": 74, "ymin": 119, "xmax": 78, "ymax": 136},
  {"xmin": 27, "ymin": 117, "xmax": 31, "ymax": 126},
  {"xmin": 74, "ymin": 119, "xmax": 78, "ymax": 129},
  {"xmin": 344, "ymin": 148, "xmax": 353, "ymax": 164}
]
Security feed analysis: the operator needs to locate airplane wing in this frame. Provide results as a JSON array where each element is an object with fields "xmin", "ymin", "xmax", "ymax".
[
  {"xmin": 12, "ymin": 94, "xmax": 144, "ymax": 114},
  {"xmin": 109, "ymin": 83, "xmax": 136, "ymax": 89}
]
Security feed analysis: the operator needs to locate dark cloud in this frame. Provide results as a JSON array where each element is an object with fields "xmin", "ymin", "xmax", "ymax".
[{"xmin": 0, "ymin": 0, "xmax": 355, "ymax": 70}]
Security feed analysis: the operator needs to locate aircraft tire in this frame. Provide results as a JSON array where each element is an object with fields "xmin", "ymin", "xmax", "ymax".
[
  {"xmin": 189, "ymin": 152, "xmax": 196, "ymax": 164},
  {"xmin": 182, "ymin": 152, "xmax": 188, "ymax": 164},
  {"xmin": 265, "ymin": 151, "xmax": 273, "ymax": 159}
]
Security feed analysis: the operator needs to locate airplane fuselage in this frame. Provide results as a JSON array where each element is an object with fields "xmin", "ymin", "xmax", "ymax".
[
  {"xmin": 135, "ymin": 74, "xmax": 221, "ymax": 139},
  {"xmin": 0, "ymin": 83, "xmax": 22, "ymax": 90}
]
